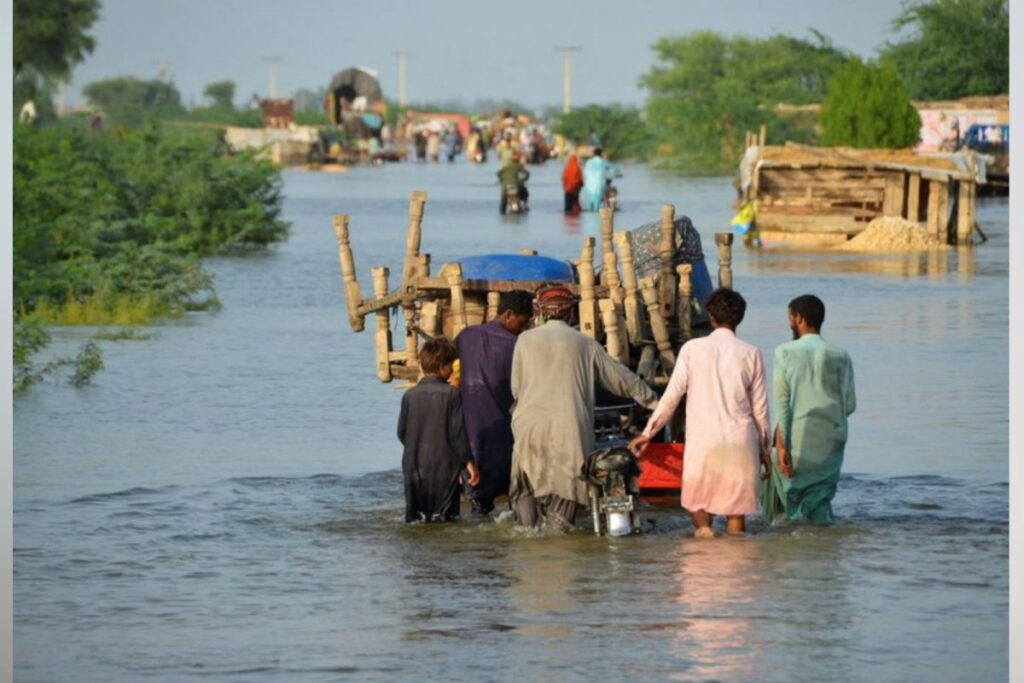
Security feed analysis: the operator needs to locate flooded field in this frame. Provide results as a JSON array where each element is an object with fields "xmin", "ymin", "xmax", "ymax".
[{"xmin": 14, "ymin": 160, "xmax": 1008, "ymax": 682}]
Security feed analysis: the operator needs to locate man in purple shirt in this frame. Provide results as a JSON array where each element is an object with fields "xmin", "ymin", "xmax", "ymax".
[{"xmin": 454, "ymin": 290, "xmax": 533, "ymax": 514}]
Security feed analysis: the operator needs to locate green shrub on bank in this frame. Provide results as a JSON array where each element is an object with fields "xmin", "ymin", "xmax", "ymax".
[{"xmin": 13, "ymin": 120, "xmax": 290, "ymax": 388}]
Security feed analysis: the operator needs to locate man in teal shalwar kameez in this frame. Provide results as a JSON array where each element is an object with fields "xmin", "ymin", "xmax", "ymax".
[{"xmin": 763, "ymin": 295, "xmax": 856, "ymax": 523}]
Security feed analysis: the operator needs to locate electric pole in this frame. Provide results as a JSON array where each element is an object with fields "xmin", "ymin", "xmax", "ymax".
[
  {"xmin": 153, "ymin": 60, "xmax": 173, "ymax": 83},
  {"xmin": 555, "ymin": 46, "xmax": 581, "ymax": 114},
  {"xmin": 262, "ymin": 56, "xmax": 283, "ymax": 99},
  {"xmin": 392, "ymin": 51, "xmax": 410, "ymax": 107}
]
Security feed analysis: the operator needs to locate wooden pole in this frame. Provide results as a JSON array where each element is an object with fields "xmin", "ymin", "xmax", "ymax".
[
  {"xmin": 926, "ymin": 179, "xmax": 941, "ymax": 240},
  {"xmin": 907, "ymin": 173, "xmax": 921, "ymax": 223},
  {"xmin": 598, "ymin": 299, "xmax": 628, "ymax": 364},
  {"xmin": 417, "ymin": 253, "xmax": 431, "ymax": 279},
  {"xmin": 635, "ymin": 345, "xmax": 658, "ymax": 384},
  {"xmin": 397, "ymin": 192, "xmax": 427, "ymax": 363},
  {"xmin": 447, "ymin": 263, "xmax": 467, "ymax": 336},
  {"xmin": 659, "ymin": 204, "xmax": 677, "ymax": 319},
  {"xmin": 937, "ymin": 180, "xmax": 950, "ymax": 244},
  {"xmin": 332, "ymin": 215, "xmax": 366, "ymax": 332},
  {"xmin": 598, "ymin": 207, "xmax": 616, "ymax": 290},
  {"xmin": 420, "ymin": 300, "xmax": 439, "ymax": 338},
  {"xmin": 640, "ymin": 276, "xmax": 675, "ymax": 373},
  {"xmin": 402, "ymin": 191, "xmax": 427, "ymax": 287},
  {"xmin": 676, "ymin": 263, "xmax": 693, "ymax": 342},
  {"xmin": 600, "ymin": 208, "xmax": 622, "ymax": 302},
  {"xmin": 714, "ymin": 233, "xmax": 734, "ymax": 290},
  {"xmin": 486, "ymin": 291, "xmax": 500, "ymax": 321},
  {"xmin": 758, "ymin": 124, "xmax": 766, "ymax": 147},
  {"xmin": 956, "ymin": 180, "xmax": 974, "ymax": 246},
  {"xmin": 614, "ymin": 230, "xmax": 646, "ymax": 344},
  {"xmin": 371, "ymin": 266, "xmax": 393, "ymax": 382},
  {"xmin": 577, "ymin": 236, "xmax": 600, "ymax": 339}
]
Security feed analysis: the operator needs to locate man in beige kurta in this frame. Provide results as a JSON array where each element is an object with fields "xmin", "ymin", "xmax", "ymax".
[{"xmin": 509, "ymin": 288, "xmax": 658, "ymax": 531}]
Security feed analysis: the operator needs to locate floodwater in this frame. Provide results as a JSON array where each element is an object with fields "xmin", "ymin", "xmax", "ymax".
[{"xmin": 14, "ymin": 160, "xmax": 1008, "ymax": 682}]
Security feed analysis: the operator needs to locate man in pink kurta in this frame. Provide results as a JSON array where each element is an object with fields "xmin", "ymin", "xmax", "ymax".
[{"xmin": 630, "ymin": 288, "xmax": 771, "ymax": 536}]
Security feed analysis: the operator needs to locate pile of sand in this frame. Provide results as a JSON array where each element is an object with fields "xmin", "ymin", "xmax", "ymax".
[{"xmin": 838, "ymin": 216, "xmax": 949, "ymax": 252}]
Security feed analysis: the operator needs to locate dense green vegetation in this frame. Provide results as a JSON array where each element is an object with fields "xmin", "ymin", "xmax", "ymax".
[
  {"xmin": 13, "ymin": 121, "xmax": 289, "ymax": 388},
  {"xmin": 203, "ymin": 80, "xmax": 236, "ymax": 109},
  {"xmin": 640, "ymin": 31, "xmax": 847, "ymax": 173},
  {"xmin": 879, "ymin": 0, "xmax": 1008, "ymax": 100},
  {"xmin": 83, "ymin": 76, "xmax": 185, "ymax": 126},
  {"xmin": 13, "ymin": 0, "xmax": 99, "ymax": 121},
  {"xmin": 820, "ymin": 58, "xmax": 921, "ymax": 148},
  {"xmin": 552, "ymin": 104, "xmax": 651, "ymax": 160}
]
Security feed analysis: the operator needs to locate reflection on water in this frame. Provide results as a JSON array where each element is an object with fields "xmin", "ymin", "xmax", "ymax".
[
  {"xmin": 747, "ymin": 246, "xmax": 977, "ymax": 279},
  {"xmin": 13, "ymin": 164, "xmax": 1007, "ymax": 682}
]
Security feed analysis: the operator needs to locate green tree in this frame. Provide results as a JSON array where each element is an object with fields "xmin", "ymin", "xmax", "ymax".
[
  {"xmin": 553, "ymin": 104, "xmax": 651, "ymax": 160},
  {"xmin": 13, "ymin": 0, "xmax": 100, "ymax": 114},
  {"xmin": 820, "ymin": 57, "xmax": 921, "ymax": 148},
  {"xmin": 13, "ymin": 0, "xmax": 99, "ymax": 81},
  {"xmin": 83, "ymin": 76, "xmax": 184, "ymax": 125},
  {"xmin": 880, "ymin": 0, "xmax": 1008, "ymax": 100},
  {"xmin": 202, "ymin": 80, "xmax": 236, "ymax": 109},
  {"xmin": 640, "ymin": 31, "xmax": 846, "ymax": 172}
]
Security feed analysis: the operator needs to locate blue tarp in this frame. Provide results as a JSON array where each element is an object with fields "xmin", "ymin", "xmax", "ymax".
[{"xmin": 457, "ymin": 254, "xmax": 576, "ymax": 282}]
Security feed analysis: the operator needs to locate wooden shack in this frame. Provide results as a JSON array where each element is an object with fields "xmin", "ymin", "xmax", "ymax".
[{"xmin": 737, "ymin": 142, "xmax": 983, "ymax": 246}]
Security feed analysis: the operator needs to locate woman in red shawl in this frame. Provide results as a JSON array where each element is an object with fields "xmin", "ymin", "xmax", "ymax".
[{"xmin": 561, "ymin": 152, "xmax": 583, "ymax": 215}]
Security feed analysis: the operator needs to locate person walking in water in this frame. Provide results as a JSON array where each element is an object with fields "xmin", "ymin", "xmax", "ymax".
[
  {"xmin": 580, "ymin": 148, "xmax": 619, "ymax": 211},
  {"xmin": 561, "ymin": 151, "xmax": 583, "ymax": 215},
  {"xmin": 763, "ymin": 295, "xmax": 856, "ymax": 523},
  {"xmin": 630, "ymin": 288, "xmax": 771, "ymax": 537},
  {"xmin": 509, "ymin": 285, "xmax": 658, "ymax": 532},
  {"xmin": 454, "ymin": 291, "xmax": 533, "ymax": 515},
  {"xmin": 397, "ymin": 339, "xmax": 479, "ymax": 522}
]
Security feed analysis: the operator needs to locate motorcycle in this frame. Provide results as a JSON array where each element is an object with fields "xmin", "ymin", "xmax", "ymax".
[
  {"xmin": 581, "ymin": 405, "xmax": 643, "ymax": 536},
  {"xmin": 503, "ymin": 184, "xmax": 528, "ymax": 214}
]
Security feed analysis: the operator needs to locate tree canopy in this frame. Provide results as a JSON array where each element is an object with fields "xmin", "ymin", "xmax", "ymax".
[
  {"xmin": 202, "ymin": 80, "xmax": 236, "ymax": 110},
  {"xmin": 880, "ymin": 0, "xmax": 1008, "ymax": 100},
  {"xmin": 820, "ymin": 58, "xmax": 921, "ymax": 148},
  {"xmin": 13, "ymin": 0, "xmax": 100, "ymax": 82},
  {"xmin": 83, "ymin": 76, "xmax": 185, "ymax": 124},
  {"xmin": 553, "ymin": 104, "xmax": 651, "ymax": 160},
  {"xmin": 640, "ymin": 31, "xmax": 847, "ymax": 172}
]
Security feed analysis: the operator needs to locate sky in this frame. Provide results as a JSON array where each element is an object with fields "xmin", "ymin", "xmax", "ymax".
[{"xmin": 66, "ymin": 0, "xmax": 908, "ymax": 110}]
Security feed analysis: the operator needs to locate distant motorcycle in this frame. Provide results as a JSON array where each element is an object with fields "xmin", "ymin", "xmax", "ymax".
[{"xmin": 503, "ymin": 184, "xmax": 528, "ymax": 214}]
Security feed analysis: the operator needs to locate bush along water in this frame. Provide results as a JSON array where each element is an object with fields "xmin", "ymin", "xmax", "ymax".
[{"xmin": 13, "ymin": 119, "xmax": 290, "ymax": 390}]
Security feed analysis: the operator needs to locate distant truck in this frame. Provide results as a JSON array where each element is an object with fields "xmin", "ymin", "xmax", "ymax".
[{"xmin": 960, "ymin": 123, "xmax": 1008, "ymax": 192}]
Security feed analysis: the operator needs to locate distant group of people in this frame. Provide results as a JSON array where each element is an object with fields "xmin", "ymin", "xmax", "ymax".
[{"xmin": 397, "ymin": 287, "xmax": 856, "ymax": 534}]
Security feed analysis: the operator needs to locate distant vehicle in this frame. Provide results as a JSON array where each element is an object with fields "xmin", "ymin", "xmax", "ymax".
[{"xmin": 960, "ymin": 123, "xmax": 1008, "ymax": 193}]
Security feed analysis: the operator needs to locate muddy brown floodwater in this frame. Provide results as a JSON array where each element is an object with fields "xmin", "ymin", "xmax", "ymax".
[{"xmin": 14, "ymin": 160, "xmax": 1008, "ymax": 682}]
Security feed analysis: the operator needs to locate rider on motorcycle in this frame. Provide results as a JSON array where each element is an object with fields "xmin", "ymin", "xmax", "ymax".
[{"xmin": 497, "ymin": 151, "xmax": 530, "ymax": 214}]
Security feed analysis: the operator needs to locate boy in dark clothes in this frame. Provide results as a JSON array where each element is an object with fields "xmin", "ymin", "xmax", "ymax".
[{"xmin": 397, "ymin": 338, "xmax": 479, "ymax": 523}]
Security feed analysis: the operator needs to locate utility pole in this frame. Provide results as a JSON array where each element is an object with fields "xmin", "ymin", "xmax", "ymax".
[
  {"xmin": 554, "ymin": 46, "xmax": 581, "ymax": 114},
  {"xmin": 262, "ymin": 56, "xmax": 282, "ymax": 99},
  {"xmin": 152, "ymin": 60, "xmax": 173, "ymax": 83},
  {"xmin": 392, "ymin": 51, "xmax": 410, "ymax": 107}
]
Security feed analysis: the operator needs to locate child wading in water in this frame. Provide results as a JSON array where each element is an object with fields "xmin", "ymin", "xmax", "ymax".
[{"xmin": 397, "ymin": 339, "xmax": 479, "ymax": 522}]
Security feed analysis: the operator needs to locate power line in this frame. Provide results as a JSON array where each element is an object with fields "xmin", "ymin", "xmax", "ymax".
[{"xmin": 152, "ymin": 60, "xmax": 173, "ymax": 83}]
